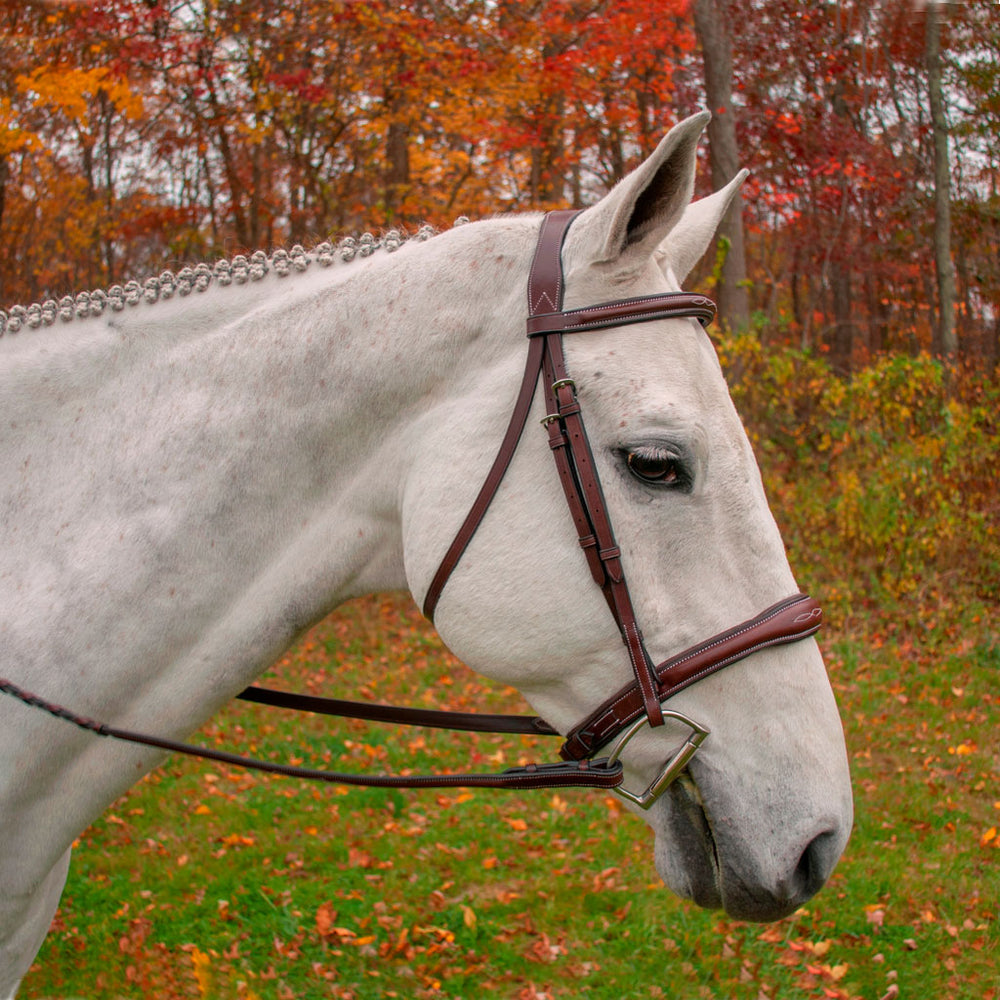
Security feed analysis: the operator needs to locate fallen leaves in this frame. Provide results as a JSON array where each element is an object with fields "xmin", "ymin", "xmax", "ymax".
[
  {"xmin": 865, "ymin": 904, "xmax": 886, "ymax": 931},
  {"xmin": 27, "ymin": 592, "xmax": 998, "ymax": 999}
]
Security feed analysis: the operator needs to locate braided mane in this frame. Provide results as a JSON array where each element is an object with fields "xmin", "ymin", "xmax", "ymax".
[{"xmin": 0, "ymin": 221, "xmax": 459, "ymax": 337}]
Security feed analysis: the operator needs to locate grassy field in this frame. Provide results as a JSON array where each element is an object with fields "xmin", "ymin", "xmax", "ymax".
[
  {"xmin": 21, "ymin": 588, "xmax": 997, "ymax": 1000},
  {"xmin": 19, "ymin": 350, "xmax": 1000, "ymax": 998}
]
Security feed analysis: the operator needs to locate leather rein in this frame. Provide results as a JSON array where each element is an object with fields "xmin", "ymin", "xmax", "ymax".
[{"xmin": 0, "ymin": 211, "xmax": 822, "ymax": 805}]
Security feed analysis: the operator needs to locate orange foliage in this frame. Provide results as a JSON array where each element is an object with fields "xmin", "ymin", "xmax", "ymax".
[{"xmin": 0, "ymin": 0, "xmax": 998, "ymax": 364}]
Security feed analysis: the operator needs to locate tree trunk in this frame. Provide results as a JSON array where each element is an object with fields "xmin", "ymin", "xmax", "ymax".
[
  {"xmin": 865, "ymin": 270, "xmax": 889, "ymax": 354},
  {"xmin": 925, "ymin": 0, "xmax": 957, "ymax": 358},
  {"xmin": 831, "ymin": 262, "xmax": 853, "ymax": 372},
  {"xmin": 827, "ymin": 63, "xmax": 854, "ymax": 370},
  {"xmin": 385, "ymin": 119, "xmax": 410, "ymax": 222},
  {"xmin": 101, "ymin": 90, "xmax": 116, "ymax": 284},
  {"xmin": 692, "ymin": 0, "xmax": 749, "ymax": 331},
  {"xmin": 0, "ymin": 154, "xmax": 7, "ymax": 303}
]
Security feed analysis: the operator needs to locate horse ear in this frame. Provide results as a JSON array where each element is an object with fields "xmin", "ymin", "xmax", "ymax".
[
  {"xmin": 655, "ymin": 168, "xmax": 749, "ymax": 284},
  {"xmin": 573, "ymin": 110, "xmax": 711, "ymax": 271}
]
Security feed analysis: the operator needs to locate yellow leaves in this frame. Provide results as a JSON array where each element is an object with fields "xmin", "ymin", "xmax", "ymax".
[
  {"xmin": 187, "ymin": 945, "xmax": 213, "ymax": 997},
  {"xmin": 0, "ymin": 97, "xmax": 40, "ymax": 157},
  {"xmin": 806, "ymin": 938, "xmax": 832, "ymax": 957},
  {"xmin": 17, "ymin": 65, "xmax": 144, "ymax": 134},
  {"xmin": 219, "ymin": 833, "xmax": 255, "ymax": 848}
]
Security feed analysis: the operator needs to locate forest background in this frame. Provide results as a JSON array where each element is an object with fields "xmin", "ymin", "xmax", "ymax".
[
  {"xmin": 1, "ymin": 0, "xmax": 999, "ymax": 369},
  {"xmin": 4, "ymin": 1, "xmax": 999, "ymax": 997}
]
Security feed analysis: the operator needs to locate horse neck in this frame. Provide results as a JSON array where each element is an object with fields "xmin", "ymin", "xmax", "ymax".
[{"xmin": 1, "ymin": 222, "xmax": 531, "ymax": 709}]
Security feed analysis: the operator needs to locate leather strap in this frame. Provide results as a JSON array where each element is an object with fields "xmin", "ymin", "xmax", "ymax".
[
  {"xmin": 422, "ymin": 210, "xmax": 582, "ymax": 622},
  {"xmin": 527, "ymin": 293, "xmax": 716, "ymax": 336},
  {"xmin": 527, "ymin": 208, "xmax": 580, "ymax": 314},
  {"xmin": 538, "ymin": 315, "xmax": 665, "ymax": 727},
  {"xmin": 238, "ymin": 594, "xmax": 823, "ymax": 763},
  {"xmin": 237, "ymin": 684, "xmax": 558, "ymax": 735},
  {"xmin": 530, "ymin": 211, "xmax": 664, "ymax": 727},
  {"xmin": 422, "ymin": 335, "xmax": 545, "ymax": 622},
  {"xmin": 559, "ymin": 594, "xmax": 822, "ymax": 760},
  {"xmin": 0, "ymin": 676, "xmax": 618, "ymax": 791}
]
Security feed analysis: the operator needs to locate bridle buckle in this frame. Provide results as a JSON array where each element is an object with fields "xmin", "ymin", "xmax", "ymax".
[{"xmin": 605, "ymin": 710, "xmax": 709, "ymax": 810}]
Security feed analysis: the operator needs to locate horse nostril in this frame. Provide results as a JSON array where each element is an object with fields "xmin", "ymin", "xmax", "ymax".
[{"xmin": 793, "ymin": 828, "xmax": 840, "ymax": 901}]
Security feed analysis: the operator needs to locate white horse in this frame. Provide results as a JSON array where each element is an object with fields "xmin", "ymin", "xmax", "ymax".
[{"xmin": 0, "ymin": 113, "xmax": 852, "ymax": 994}]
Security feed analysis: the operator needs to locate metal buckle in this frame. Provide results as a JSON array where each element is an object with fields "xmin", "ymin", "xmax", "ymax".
[{"xmin": 605, "ymin": 710, "xmax": 709, "ymax": 810}]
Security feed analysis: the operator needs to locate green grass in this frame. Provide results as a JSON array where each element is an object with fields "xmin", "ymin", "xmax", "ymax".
[{"xmin": 21, "ymin": 591, "xmax": 998, "ymax": 1000}]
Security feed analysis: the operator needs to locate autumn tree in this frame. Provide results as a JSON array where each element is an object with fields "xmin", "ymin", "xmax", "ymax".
[{"xmin": 2, "ymin": 0, "xmax": 996, "ymax": 370}]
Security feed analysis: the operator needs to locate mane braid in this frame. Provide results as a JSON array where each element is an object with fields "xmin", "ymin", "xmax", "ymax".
[{"xmin": 0, "ymin": 220, "xmax": 464, "ymax": 337}]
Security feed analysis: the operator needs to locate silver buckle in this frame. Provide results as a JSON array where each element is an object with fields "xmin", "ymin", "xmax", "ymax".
[{"xmin": 605, "ymin": 711, "xmax": 709, "ymax": 810}]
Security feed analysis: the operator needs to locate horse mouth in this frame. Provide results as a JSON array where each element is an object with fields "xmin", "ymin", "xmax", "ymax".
[
  {"xmin": 657, "ymin": 769, "xmax": 723, "ymax": 910},
  {"xmin": 656, "ymin": 764, "xmax": 846, "ymax": 922}
]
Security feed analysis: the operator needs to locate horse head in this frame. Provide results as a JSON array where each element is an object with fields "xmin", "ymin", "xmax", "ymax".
[{"xmin": 406, "ymin": 112, "xmax": 853, "ymax": 921}]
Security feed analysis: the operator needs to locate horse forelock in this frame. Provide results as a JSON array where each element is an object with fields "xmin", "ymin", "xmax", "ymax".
[{"xmin": 0, "ymin": 220, "xmax": 471, "ymax": 338}]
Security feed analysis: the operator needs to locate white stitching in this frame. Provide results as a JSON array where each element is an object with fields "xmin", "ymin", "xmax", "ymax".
[{"xmin": 568, "ymin": 598, "xmax": 817, "ymax": 749}]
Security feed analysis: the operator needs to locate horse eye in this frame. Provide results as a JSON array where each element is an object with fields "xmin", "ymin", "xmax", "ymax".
[{"xmin": 627, "ymin": 448, "xmax": 683, "ymax": 486}]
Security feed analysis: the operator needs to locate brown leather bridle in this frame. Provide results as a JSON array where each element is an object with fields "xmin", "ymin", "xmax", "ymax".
[
  {"xmin": 415, "ymin": 209, "xmax": 823, "ymax": 805},
  {"xmin": 0, "ymin": 212, "xmax": 822, "ymax": 805}
]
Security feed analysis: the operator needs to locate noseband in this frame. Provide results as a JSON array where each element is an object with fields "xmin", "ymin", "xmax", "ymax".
[{"xmin": 1, "ymin": 212, "xmax": 822, "ymax": 806}]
